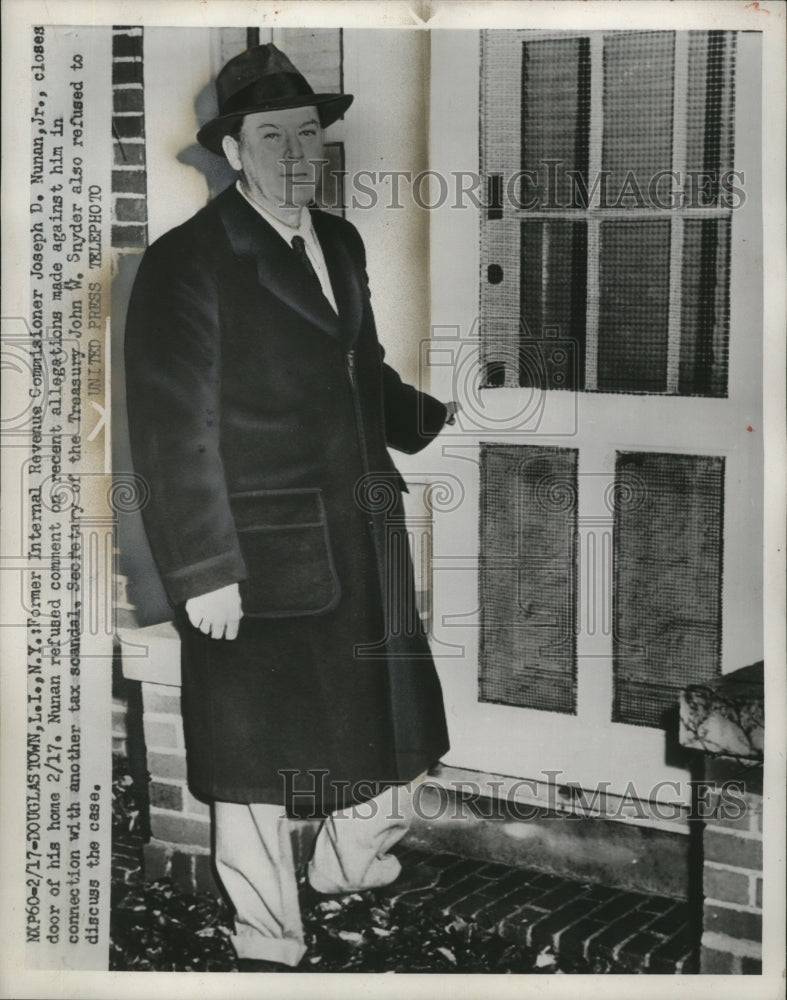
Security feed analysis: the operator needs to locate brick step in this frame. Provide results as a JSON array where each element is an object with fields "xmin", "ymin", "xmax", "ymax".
[
  {"xmin": 113, "ymin": 833, "xmax": 697, "ymax": 973},
  {"xmin": 387, "ymin": 844, "xmax": 698, "ymax": 974}
]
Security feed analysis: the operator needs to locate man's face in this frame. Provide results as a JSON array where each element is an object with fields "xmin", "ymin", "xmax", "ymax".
[{"xmin": 223, "ymin": 106, "xmax": 325, "ymax": 212}]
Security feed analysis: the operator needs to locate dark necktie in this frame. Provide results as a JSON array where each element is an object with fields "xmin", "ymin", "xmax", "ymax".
[{"xmin": 291, "ymin": 235, "xmax": 321, "ymax": 289}]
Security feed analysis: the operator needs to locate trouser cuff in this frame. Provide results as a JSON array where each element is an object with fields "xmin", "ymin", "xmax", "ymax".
[{"xmin": 231, "ymin": 925, "xmax": 306, "ymax": 967}]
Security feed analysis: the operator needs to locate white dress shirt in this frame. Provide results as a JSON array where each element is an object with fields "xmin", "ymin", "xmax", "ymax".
[{"xmin": 236, "ymin": 181, "xmax": 339, "ymax": 314}]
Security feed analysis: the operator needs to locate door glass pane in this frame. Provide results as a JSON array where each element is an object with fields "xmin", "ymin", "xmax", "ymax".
[
  {"xmin": 680, "ymin": 217, "xmax": 731, "ymax": 396},
  {"xmin": 481, "ymin": 28, "xmax": 737, "ymax": 399},
  {"xmin": 521, "ymin": 37, "xmax": 590, "ymax": 208},
  {"xmin": 598, "ymin": 219, "xmax": 671, "ymax": 393},
  {"xmin": 479, "ymin": 443, "xmax": 578, "ymax": 714},
  {"xmin": 686, "ymin": 31, "xmax": 737, "ymax": 203},
  {"xmin": 613, "ymin": 451, "xmax": 724, "ymax": 728},
  {"xmin": 602, "ymin": 31, "xmax": 675, "ymax": 207},
  {"xmin": 520, "ymin": 219, "xmax": 587, "ymax": 390}
]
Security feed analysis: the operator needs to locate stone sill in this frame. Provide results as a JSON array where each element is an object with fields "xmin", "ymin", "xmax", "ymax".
[
  {"xmin": 428, "ymin": 763, "xmax": 691, "ymax": 834},
  {"xmin": 679, "ymin": 662, "xmax": 764, "ymax": 761}
]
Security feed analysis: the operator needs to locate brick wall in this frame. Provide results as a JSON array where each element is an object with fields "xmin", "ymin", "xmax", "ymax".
[
  {"xmin": 699, "ymin": 763, "xmax": 763, "ymax": 974},
  {"xmin": 679, "ymin": 665, "xmax": 764, "ymax": 975},
  {"xmin": 112, "ymin": 26, "xmax": 148, "ymax": 250},
  {"xmin": 110, "ymin": 25, "xmax": 148, "ymax": 758},
  {"xmin": 137, "ymin": 680, "xmax": 218, "ymax": 892}
]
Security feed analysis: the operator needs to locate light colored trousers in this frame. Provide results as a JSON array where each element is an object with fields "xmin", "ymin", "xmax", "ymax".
[{"xmin": 214, "ymin": 780, "xmax": 420, "ymax": 966}]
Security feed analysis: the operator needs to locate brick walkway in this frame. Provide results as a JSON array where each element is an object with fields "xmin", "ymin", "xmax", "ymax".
[
  {"xmin": 386, "ymin": 844, "xmax": 696, "ymax": 973},
  {"xmin": 113, "ymin": 833, "xmax": 695, "ymax": 973}
]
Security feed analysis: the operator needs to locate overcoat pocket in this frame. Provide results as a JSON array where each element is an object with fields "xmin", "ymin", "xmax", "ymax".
[{"xmin": 230, "ymin": 488, "xmax": 341, "ymax": 617}]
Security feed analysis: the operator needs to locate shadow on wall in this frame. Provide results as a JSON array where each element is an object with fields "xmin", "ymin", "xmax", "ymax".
[{"xmin": 176, "ymin": 80, "xmax": 237, "ymax": 200}]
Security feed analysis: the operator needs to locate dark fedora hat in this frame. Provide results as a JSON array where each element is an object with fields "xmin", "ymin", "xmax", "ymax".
[{"xmin": 197, "ymin": 43, "xmax": 354, "ymax": 155}]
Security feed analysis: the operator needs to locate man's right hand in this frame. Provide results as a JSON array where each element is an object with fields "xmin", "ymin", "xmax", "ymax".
[{"xmin": 185, "ymin": 583, "xmax": 243, "ymax": 640}]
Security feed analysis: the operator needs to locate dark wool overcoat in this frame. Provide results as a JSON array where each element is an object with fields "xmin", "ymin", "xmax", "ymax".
[{"xmin": 124, "ymin": 185, "xmax": 450, "ymax": 816}]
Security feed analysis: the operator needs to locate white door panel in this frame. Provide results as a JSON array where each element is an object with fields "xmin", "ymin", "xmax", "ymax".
[{"xmin": 422, "ymin": 30, "xmax": 762, "ymax": 806}]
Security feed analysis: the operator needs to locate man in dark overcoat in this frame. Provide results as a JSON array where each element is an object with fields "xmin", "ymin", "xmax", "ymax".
[{"xmin": 124, "ymin": 42, "xmax": 455, "ymax": 968}]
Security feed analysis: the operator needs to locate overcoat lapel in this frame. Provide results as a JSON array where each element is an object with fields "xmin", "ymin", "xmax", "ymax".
[
  {"xmin": 310, "ymin": 209, "xmax": 365, "ymax": 348},
  {"xmin": 217, "ymin": 187, "xmax": 343, "ymax": 340}
]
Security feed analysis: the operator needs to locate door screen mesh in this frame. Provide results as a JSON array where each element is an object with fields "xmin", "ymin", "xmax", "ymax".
[
  {"xmin": 597, "ymin": 220, "xmax": 672, "ymax": 393},
  {"xmin": 602, "ymin": 32, "xmax": 675, "ymax": 207},
  {"xmin": 521, "ymin": 36, "xmax": 590, "ymax": 208},
  {"xmin": 679, "ymin": 218, "xmax": 731, "ymax": 397},
  {"xmin": 479, "ymin": 443, "xmax": 578, "ymax": 713},
  {"xmin": 519, "ymin": 220, "xmax": 587, "ymax": 389},
  {"xmin": 613, "ymin": 451, "xmax": 724, "ymax": 727},
  {"xmin": 685, "ymin": 31, "xmax": 737, "ymax": 191},
  {"xmin": 481, "ymin": 30, "xmax": 737, "ymax": 397}
]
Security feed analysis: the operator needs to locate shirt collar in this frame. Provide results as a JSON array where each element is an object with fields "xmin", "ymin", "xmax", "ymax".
[{"xmin": 235, "ymin": 180, "xmax": 313, "ymax": 245}]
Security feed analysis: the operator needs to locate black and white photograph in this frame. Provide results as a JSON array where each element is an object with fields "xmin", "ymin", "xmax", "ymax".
[{"xmin": 1, "ymin": 1, "xmax": 784, "ymax": 996}]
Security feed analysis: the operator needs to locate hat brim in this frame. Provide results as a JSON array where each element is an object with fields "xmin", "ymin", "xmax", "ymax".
[{"xmin": 197, "ymin": 92, "xmax": 354, "ymax": 155}]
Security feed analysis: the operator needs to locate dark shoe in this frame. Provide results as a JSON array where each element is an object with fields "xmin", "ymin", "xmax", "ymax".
[{"xmin": 237, "ymin": 957, "xmax": 301, "ymax": 972}]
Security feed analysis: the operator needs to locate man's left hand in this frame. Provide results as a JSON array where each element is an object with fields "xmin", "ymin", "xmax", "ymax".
[
  {"xmin": 185, "ymin": 583, "xmax": 243, "ymax": 640},
  {"xmin": 444, "ymin": 401, "xmax": 461, "ymax": 425}
]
